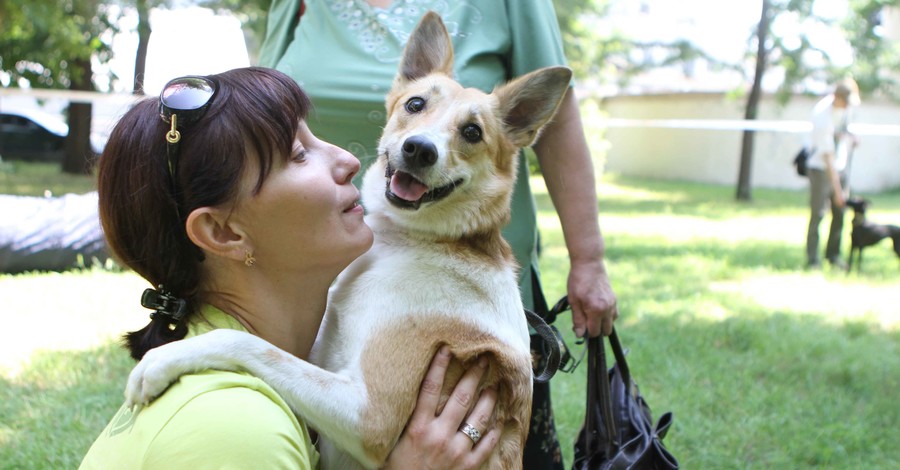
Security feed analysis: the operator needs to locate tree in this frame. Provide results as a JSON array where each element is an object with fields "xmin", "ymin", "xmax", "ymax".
[
  {"xmin": 0, "ymin": 0, "xmax": 116, "ymax": 174},
  {"xmin": 133, "ymin": 0, "xmax": 152, "ymax": 94},
  {"xmin": 736, "ymin": 0, "xmax": 773, "ymax": 201},
  {"xmin": 735, "ymin": 0, "xmax": 900, "ymax": 200}
]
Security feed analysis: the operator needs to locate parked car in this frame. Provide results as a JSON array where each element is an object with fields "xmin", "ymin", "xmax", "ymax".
[{"xmin": 0, "ymin": 109, "xmax": 105, "ymax": 162}]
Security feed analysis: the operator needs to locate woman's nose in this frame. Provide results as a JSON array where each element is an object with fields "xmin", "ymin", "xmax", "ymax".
[{"xmin": 334, "ymin": 147, "xmax": 360, "ymax": 183}]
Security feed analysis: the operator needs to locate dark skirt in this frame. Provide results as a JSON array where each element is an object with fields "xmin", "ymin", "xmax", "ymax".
[{"xmin": 523, "ymin": 332, "xmax": 564, "ymax": 469}]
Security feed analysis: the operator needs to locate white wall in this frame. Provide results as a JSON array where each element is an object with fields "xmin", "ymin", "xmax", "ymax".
[{"xmin": 597, "ymin": 93, "xmax": 900, "ymax": 193}]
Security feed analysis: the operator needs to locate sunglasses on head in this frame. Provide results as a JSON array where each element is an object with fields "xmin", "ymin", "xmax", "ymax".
[{"xmin": 158, "ymin": 75, "xmax": 218, "ymax": 179}]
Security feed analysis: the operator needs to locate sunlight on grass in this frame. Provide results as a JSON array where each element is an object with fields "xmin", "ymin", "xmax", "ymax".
[
  {"xmin": 598, "ymin": 179, "xmax": 691, "ymax": 203},
  {"xmin": 0, "ymin": 162, "xmax": 97, "ymax": 196},
  {"xmin": 0, "ymin": 425, "xmax": 13, "ymax": 447},
  {"xmin": 711, "ymin": 273, "xmax": 899, "ymax": 330},
  {"xmin": 0, "ymin": 269, "xmax": 147, "ymax": 376}
]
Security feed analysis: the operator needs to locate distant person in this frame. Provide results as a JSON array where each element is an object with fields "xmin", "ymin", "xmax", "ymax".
[{"xmin": 806, "ymin": 78, "xmax": 860, "ymax": 269}]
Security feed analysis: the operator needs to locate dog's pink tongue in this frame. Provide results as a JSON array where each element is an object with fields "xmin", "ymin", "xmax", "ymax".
[{"xmin": 390, "ymin": 171, "xmax": 428, "ymax": 202}]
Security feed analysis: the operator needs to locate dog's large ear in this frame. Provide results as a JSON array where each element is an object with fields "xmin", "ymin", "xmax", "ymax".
[
  {"xmin": 494, "ymin": 66, "xmax": 573, "ymax": 148},
  {"xmin": 398, "ymin": 11, "xmax": 454, "ymax": 83}
]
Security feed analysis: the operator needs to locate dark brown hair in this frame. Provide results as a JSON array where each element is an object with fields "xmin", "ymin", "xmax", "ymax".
[{"xmin": 98, "ymin": 67, "xmax": 311, "ymax": 360}]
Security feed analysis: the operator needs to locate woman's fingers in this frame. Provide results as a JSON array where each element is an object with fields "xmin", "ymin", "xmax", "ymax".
[
  {"xmin": 458, "ymin": 386, "xmax": 497, "ymax": 445},
  {"xmin": 411, "ymin": 345, "xmax": 452, "ymax": 421},
  {"xmin": 384, "ymin": 349, "xmax": 500, "ymax": 470},
  {"xmin": 463, "ymin": 426, "xmax": 501, "ymax": 467},
  {"xmin": 439, "ymin": 355, "xmax": 488, "ymax": 428}
]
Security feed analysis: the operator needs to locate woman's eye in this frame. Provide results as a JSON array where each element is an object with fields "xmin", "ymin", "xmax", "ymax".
[
  {"xmin": 292, "ymin": 148, "xmax": 308, "ymax": 162},
  {"xmin": 461, "ymin": 124, "xmax": 482, "ymax": 143},
  {"xmin": 405, "ymin": 97, "xmax": 426, "ymax": 113}
]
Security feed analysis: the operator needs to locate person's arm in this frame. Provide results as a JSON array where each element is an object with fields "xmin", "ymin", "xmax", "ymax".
[
  {"xmin": 384, "ymin": 346, "xmax": 500, "ymax": 469},
  {"xmin": 822, "ymin": 149, "xmax": 845, "ymax": 208},
  {"xmin": 532, "ymin": 88, "xmax": 618, "ymax": 337}
]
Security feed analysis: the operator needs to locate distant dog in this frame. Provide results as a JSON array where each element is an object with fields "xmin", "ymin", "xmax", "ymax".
[
  {"xmin": 124, "ymin": 12, "xmax": 572, "ymax": 470},
  {"xmin": 845, "ymin": 197, "xmax": 900, "ymax": 272}
]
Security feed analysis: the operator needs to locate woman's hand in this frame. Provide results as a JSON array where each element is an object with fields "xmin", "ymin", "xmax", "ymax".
[{"xmin": 383, "ymin": 346, "xmax": 500, "ymax": 469}]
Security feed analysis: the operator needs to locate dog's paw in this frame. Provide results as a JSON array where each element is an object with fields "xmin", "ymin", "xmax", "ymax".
[{"xmin": 124, "ymin": 346, "xmax": 183, "ymax": 407}]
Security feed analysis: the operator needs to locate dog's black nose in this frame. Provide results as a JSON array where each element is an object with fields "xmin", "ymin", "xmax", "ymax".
[{"xmin": 401, "ymin": 135, "xmax": 438, "ymax": 168}]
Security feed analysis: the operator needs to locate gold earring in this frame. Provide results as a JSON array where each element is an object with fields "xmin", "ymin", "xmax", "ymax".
[{"xmin": 244, "ymin": 250, "xmax": 256, "ymax": 267}]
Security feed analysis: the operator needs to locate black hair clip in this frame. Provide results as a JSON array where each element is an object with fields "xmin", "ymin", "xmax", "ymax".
[{"xmin": 141, "ymin": 285, "xmax": 188, "ymax": 323}]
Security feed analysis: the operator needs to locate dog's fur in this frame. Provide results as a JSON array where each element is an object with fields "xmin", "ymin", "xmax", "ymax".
[
  {"xmin": 846, "ymin": 197, "xmax": 900, "ymax": 272},
  {"xmin": 125, "ymin": 12, "xmax": 572, "ymax": 469}
]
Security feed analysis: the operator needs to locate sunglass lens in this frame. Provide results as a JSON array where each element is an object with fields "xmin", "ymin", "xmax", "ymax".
[{"xmin": 161, "ymin": 77, "xmax": 215, "ymax": 111}]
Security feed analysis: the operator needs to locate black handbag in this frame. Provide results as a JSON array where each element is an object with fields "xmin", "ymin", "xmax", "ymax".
[
  {"xmin": 793, "ymin": 146, "xmax": 813, "ymax": 176},
  {"xmin": 572, "ymin": 327, "xmax": 678, "ymax": 470}
]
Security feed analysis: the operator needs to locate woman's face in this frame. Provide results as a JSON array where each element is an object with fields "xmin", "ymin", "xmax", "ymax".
[{"xmin": 233, "ymin": 121, "xmax": 373, "ymax": 273}]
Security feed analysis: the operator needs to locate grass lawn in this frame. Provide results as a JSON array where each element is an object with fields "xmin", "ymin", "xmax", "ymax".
[{"xmin": 1, "ymin": 163, "xmax": 899, "ymax": 468}]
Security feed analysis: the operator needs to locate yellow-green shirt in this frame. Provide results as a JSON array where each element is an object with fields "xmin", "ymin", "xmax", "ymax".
[{"xmin": 80, "ymin": 305, "xmax": 319, "ymax": 469}]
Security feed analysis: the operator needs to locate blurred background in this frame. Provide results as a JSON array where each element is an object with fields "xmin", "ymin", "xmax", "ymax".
[{"xmin": 2, "ymin": 0, "xmax": 899, "ymax": 194}]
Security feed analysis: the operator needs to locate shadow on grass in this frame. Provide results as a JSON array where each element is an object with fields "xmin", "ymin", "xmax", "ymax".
[
  {"xmin": 0, "ymin": 343, "xmax": 133, "ymax": 469},
  {"xmin": 550, "ymin": 301, "xmax": 900, "ymax": 469}
]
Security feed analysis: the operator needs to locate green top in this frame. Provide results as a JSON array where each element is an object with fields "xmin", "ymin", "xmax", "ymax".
[
  {"xmin": 259, "ymin": 0, "xmax": 569, "ymax": 306},
  {"xmin": 80, "ymin": 305, "xmax": 319, "ymax": 469}
]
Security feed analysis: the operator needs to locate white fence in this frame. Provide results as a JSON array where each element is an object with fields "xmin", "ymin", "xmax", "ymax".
[
  {"xmin": 597, "ymin": 92, "xmax": 900, "ymax": 193},
  {"xmin": 4, "ymin": 88, "xmax": 899, "ymax": 192}
]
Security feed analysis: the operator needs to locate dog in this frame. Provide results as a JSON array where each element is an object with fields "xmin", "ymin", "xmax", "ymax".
[
  {"xmin": 846, "ymin": 196, "xmax": 900, "ymax": 272},
  {"xmin": 124, "ymin": 12, "xmax": 572, "ymax": 469}
]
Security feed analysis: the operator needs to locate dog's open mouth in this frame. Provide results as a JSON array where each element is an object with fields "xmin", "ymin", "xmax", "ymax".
[{"xmin": 384, "ymin": 163, "xmax": 462, "ymax": 210}]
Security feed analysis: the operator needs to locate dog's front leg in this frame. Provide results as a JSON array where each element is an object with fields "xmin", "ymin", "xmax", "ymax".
[{"xmin": 125, "ymin": 329, "xmax": 377, "ymax": 468}]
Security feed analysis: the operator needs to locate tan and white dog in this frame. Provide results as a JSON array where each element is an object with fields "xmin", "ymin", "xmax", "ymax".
[{"xmin": 125, "ymin": 12, "xmax": 572, "ymax": 470}]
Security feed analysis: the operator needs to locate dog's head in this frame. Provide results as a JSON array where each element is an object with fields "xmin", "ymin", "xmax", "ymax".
[
  {"xmin": 361, "ymin": 11, "xmax": 572, "ymax": 239},
  {"xmin": 846, "ymin": 197, "xmax": 870, "ymax": 214}
]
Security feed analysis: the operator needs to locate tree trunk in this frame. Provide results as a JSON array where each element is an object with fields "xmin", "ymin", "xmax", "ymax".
[
  {"xmin": 736, "ymin": 0, "xmax": 771, "ymax": 201},
  {"xmin": 133, "ymin": 0, "xmax": 151, "ymax": 95},
  {"xmin": 62, "ymin": 57, "xmax": 96, "ymax": 175}
]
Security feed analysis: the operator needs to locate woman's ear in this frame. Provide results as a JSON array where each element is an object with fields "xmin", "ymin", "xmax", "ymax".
[{"xmin": 185, "ymin": 207, "xmax": 248, "ymax": 263}]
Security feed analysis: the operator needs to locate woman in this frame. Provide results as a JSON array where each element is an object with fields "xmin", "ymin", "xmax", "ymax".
[
  {"xmin": 259, "ymin": 2, "xmax": 619, "ymax": 467},
  {"xmin": 80, "ymin": 67, "xmax": 498, "ymax": 469}
]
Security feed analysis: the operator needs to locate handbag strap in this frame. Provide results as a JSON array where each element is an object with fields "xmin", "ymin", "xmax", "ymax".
[
  {"xmin": 591, "ymin": 335, "xmax": 618, "ymax": 452},
  {"xmin": 523, "ymin": 307, "xmax": 562, "ymax": 383},
  {"xmin": 586, "ymin": 325, "xmax": 631, "ymax": 454},
  {"xmin": 607, "ymin": 327, "xmax": 632, "ymax": 394}
]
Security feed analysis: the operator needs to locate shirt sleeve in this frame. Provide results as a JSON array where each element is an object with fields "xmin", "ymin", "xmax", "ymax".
[
  {"xmin": 257, "ymin": 0, "xmax": 304, "ymax": 67},
  {"xmin": 143, "ymin": 386, "xmax": 314, "ymax": 469},
  {"xmin": 505, "ymin": 0, "xmax": 570, "ymax": 77}
]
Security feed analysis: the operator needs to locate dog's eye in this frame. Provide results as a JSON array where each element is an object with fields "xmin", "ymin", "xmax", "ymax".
[
  {"xmin": 405, "ymin": 97, "xmax": 426, "ymax": 113},
  {"xmin": 461, "ymin": 124, "xmax": 482, "ymax": 143}
]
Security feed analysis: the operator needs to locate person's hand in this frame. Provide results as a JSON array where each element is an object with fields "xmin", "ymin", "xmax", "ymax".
[
  {"xmin": 833, "ymin": 192, "xmax": 846, "ymax": 209},
  {"xmin": 568, "ymin": 258, "xmax": 618, "ymax": 337},
  {"xmin": 383, "ymin": 346, "xmax": 500, "ymax": 469}
]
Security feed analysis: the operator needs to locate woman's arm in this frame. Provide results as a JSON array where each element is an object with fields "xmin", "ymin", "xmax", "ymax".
[{"xmin": 533, "ymin": 88, "xmax": 618, "ymax": 337}]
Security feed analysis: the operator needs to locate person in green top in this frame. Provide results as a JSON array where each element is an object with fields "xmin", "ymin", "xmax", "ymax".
[
  {"xmin": 81, "ymin": 67, "xmax": 499, "ymax": 469},
  {"xmin": 258, "ymin": 1, "xmax": 619, "ymax": 467}
]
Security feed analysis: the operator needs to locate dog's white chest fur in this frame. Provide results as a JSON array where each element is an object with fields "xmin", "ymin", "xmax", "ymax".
[{"xmin": 311, "ymin": 214, "xmax": 530, "ymax": 374}]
